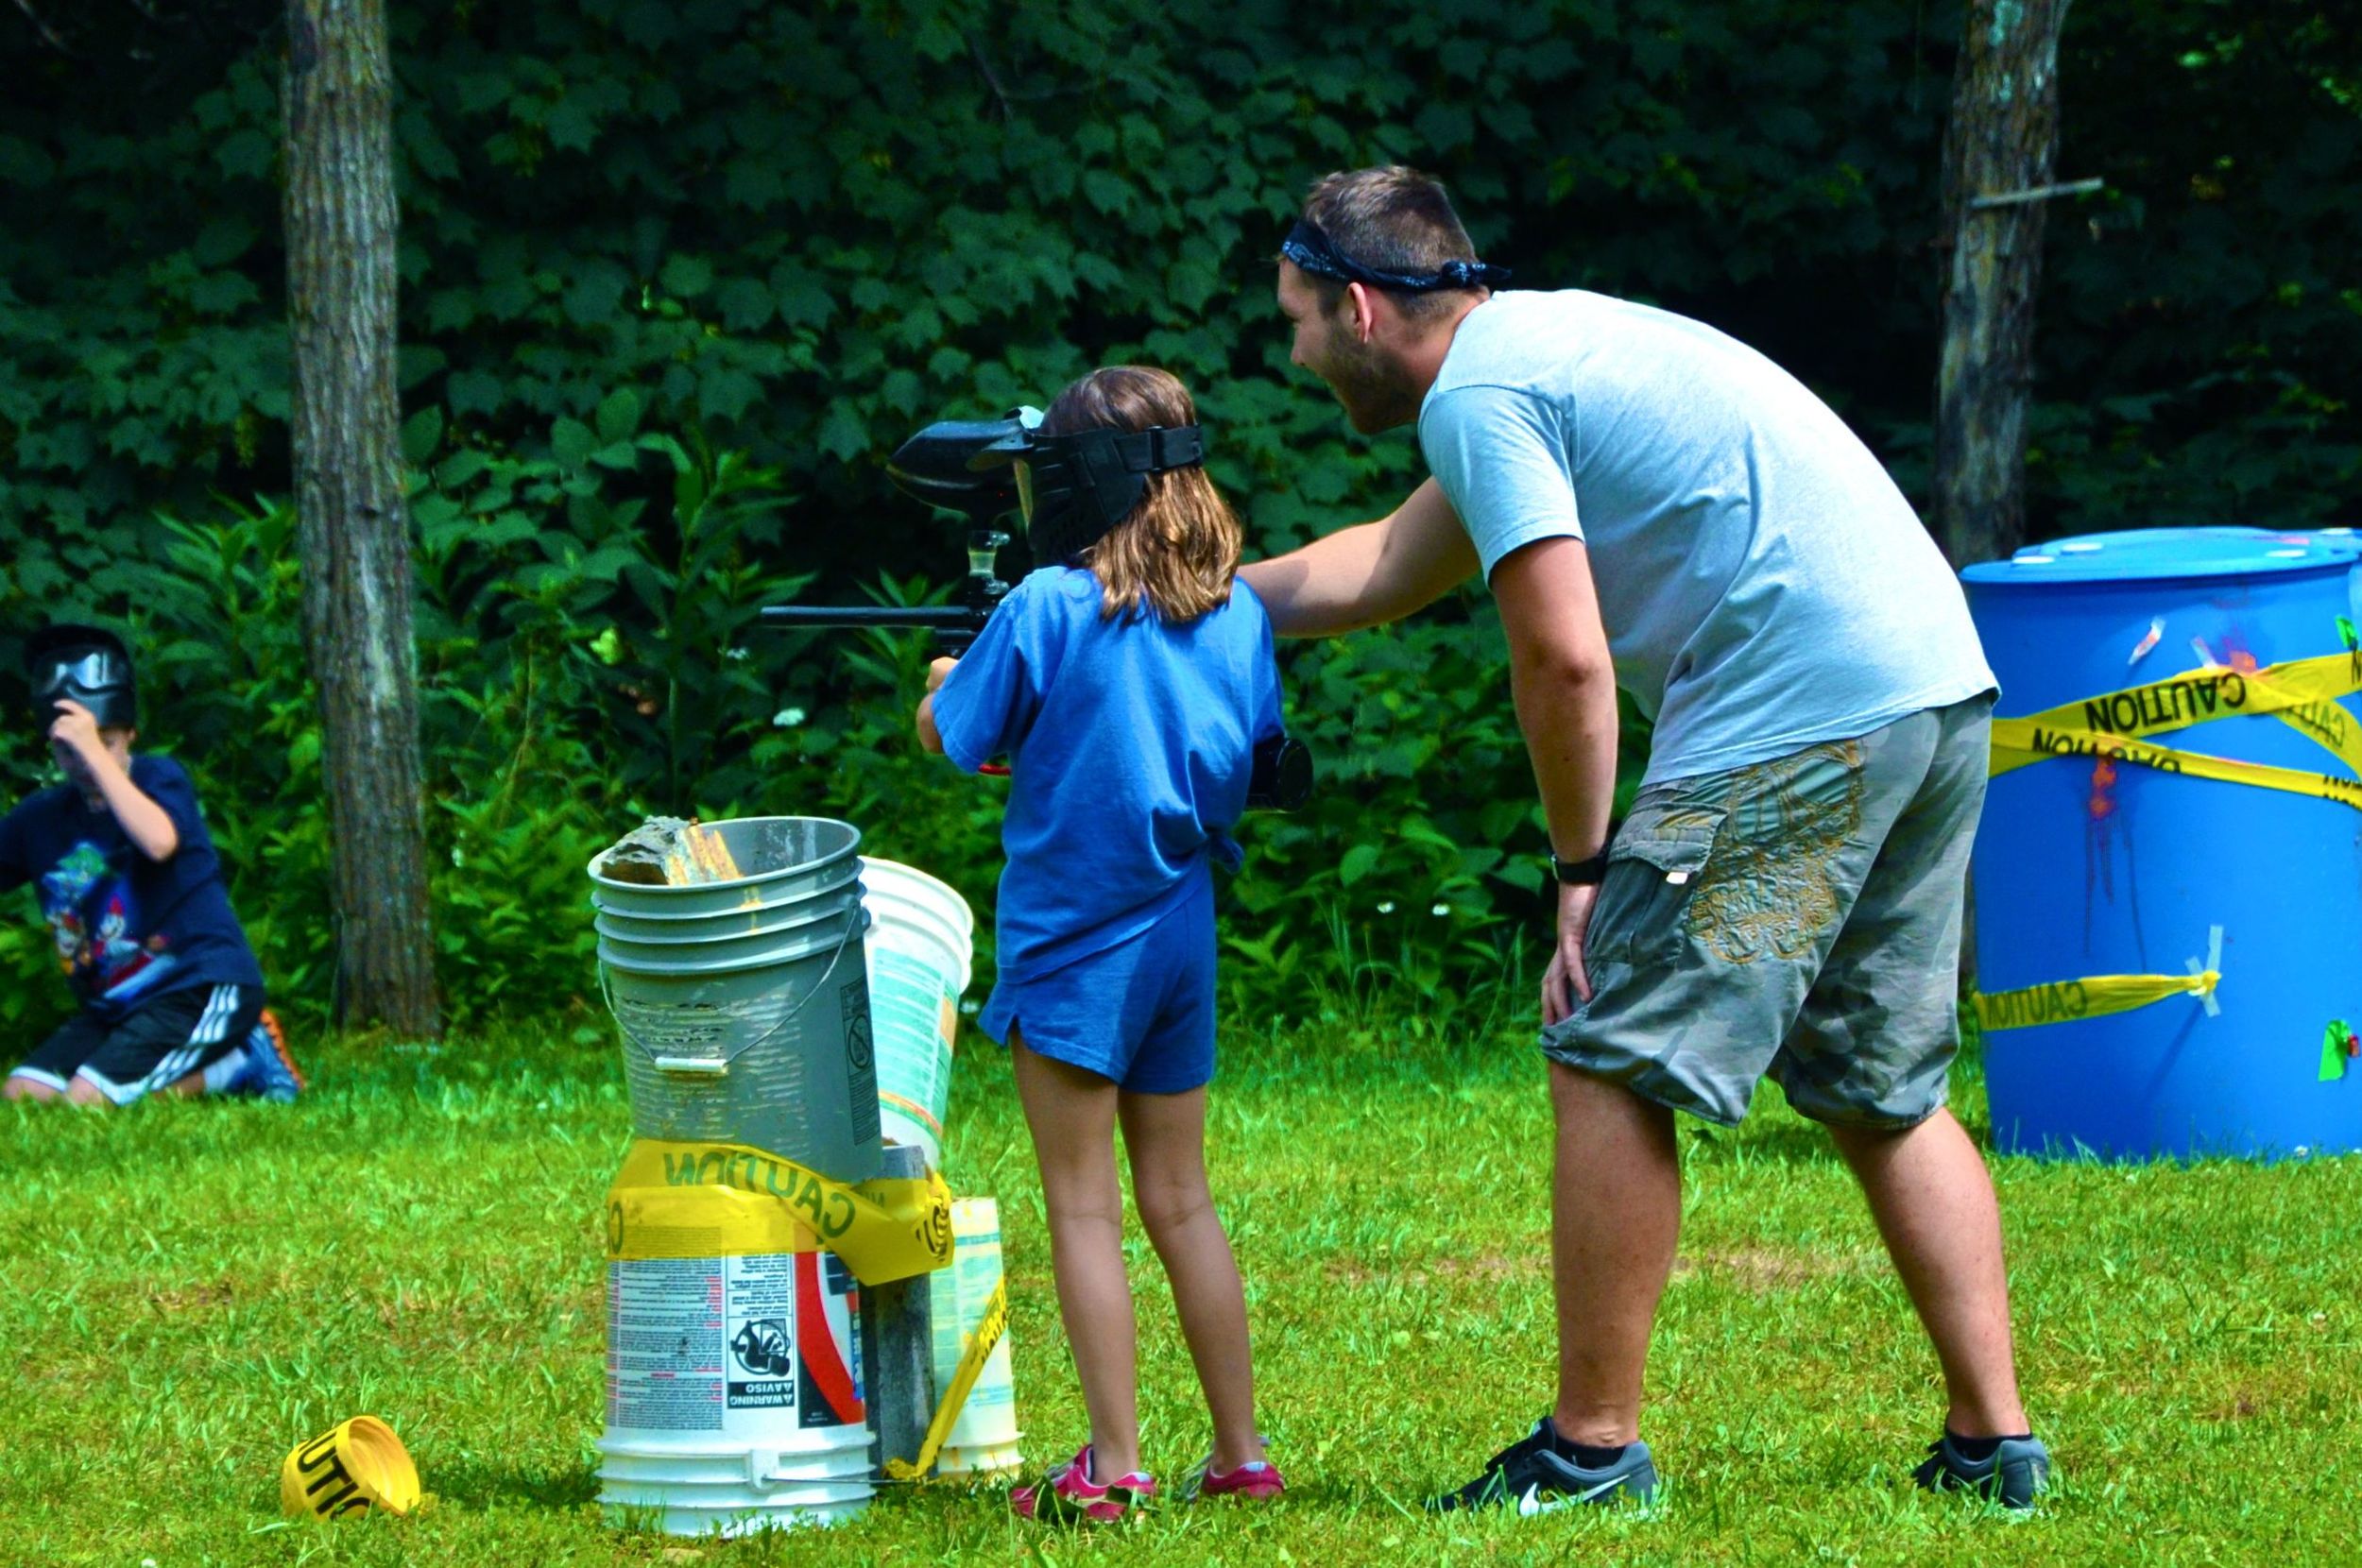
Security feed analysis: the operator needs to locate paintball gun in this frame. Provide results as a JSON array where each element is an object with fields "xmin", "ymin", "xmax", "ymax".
[{"xmin": 762, "ymin": 413, "xmax": 1312, "ymax": 811}]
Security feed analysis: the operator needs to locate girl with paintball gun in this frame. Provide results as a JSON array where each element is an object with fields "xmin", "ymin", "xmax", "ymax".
[{"xmin": 916, "ymin": 366, "xmax": 1287, "ymax": 1522}]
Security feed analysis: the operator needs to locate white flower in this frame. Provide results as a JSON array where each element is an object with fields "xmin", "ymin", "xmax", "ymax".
[
  {"xmin": 1377, "ymin": 900, "xmax": 1396, "ymax": 914},
  {"xmin": 772, "ymin": 707, "xmax": 807, "ymax": 727},
  {"xmin": 727, "ymin": 645, "xmax": 751, "ymax": 661},
  {"xmin": 1430, "ymin": 902, "xmax": 1450, "ymax": 917},
  {"xmin": 451, "ymin": 847, "xmax": 465, "ymax": 867},
  {"xmin": 960, "ymin": 998, "xmax": 982, "ymax": 1016}
]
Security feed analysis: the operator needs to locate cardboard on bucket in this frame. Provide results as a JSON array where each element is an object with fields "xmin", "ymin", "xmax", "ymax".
[
  {"xmin": 281, "ymin": 1415, "xmax": 420, "ymax": 1521},
  {"xmin": 929, "ymin": 1198, "xmax": 1021, "ymax": 1477}
]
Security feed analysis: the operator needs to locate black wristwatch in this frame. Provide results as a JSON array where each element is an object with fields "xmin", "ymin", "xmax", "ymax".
[{"xmin": 1551, "ymin": 850, "xmax": 1611, "ymax": 886}]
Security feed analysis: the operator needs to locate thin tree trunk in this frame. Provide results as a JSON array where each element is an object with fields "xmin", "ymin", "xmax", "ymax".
[
  {"xmin": 283, "ymin": 0, "xmax": 439, "ymax": 1037},
  {"xmin": 1934, "ymin": 0, "xmax": 2073, "ymax": 568}
]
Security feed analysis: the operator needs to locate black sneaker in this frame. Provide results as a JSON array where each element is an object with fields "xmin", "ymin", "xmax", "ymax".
[
  {"xmin": 1912, "ymin": 1432, "xmax": 2051, "ymax": 1510},
  {"xmin": 1426, "ymin": 1418, "xmax": 1659, "ymax": 1514}
]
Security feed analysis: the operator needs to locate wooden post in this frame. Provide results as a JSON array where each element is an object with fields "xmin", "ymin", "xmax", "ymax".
[
  {"xmin": 863, "ymin": 1144, "xmax": 935, "ymax": 1477},
  {"xmin": 282, "ymin": 0, "xmax": 441, "ymax": 1037},
  {"xmin": 1933, "ymin": 0, "xmax": 2076, "ymax": 568}
]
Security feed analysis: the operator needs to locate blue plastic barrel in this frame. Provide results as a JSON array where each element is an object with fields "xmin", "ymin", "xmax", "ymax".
[{"xmin": 1960, "ymin": 526, "xmax": 2362, "ymax": 1160}]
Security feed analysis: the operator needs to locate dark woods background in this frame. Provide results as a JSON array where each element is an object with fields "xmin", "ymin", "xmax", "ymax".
[{"xmin": 1, "ymin": 0, "xmax": 2355, "ymax": 1032}]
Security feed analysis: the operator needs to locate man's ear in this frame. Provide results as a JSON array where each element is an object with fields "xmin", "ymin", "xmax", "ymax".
[{"xmin": 1344, "ymin": 281, "xmax": 1385, "ymax": 345}]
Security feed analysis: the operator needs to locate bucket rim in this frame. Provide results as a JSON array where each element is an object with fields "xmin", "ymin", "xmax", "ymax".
[
  {"xmin": 861, "ymin": 888, "xmax": 971, "ymax": 942},
  {"xmin": 594, "ymin": 890, "xmax": 864, "ymax": 948},
  {"xmin": 598, "ymin": 922, "xmax": 866, "ymax": 980},
  {"xmin": 858, "ymin": 857, "xmax": 977, "ymax": 933},
  {"xmin": 591, "ymin": 865, "xmax": 863, "ymax": 925},
  {"xmin": 587, "ymin": 815, "xmax": 864, "ymax": 897}
]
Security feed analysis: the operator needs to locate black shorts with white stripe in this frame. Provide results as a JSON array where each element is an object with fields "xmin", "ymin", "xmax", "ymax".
[{"xmin": 8, "ymin": 984, "xmax": 265, "ymax": 1105}]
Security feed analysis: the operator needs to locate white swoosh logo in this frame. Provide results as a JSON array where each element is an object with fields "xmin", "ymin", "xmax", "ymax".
[{"xmin": 1515, "ymin": 1474, "xmax": 1627, "ymax": 1516}]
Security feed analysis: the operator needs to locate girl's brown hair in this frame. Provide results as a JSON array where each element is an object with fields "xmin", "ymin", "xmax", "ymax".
[{"xmin": 1040, "ymin": 366, "xmax": 1242, "ymax": 623}]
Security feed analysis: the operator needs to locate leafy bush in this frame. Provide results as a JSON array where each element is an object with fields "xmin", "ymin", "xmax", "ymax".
[
  {"xmin": 0, "ymin": 408, "xmax": 848, "ymax": 1031},
  {"xmin": 0, "ymin": 425, "xmax": 1650, "ymax": 1033}
]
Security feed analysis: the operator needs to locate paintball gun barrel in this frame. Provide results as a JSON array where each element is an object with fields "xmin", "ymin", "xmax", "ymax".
[{"xmin": 762, "ymin": 413, "xmax": 1311, "ymax": 811}]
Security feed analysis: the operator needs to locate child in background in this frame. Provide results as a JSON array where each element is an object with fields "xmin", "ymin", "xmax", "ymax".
[
  {"xmin": 917, "ymin": 367, "xmax": 1287, "ymax": 1521},
  {"xmin": 1, "ymin": 623, "xmax": 300, "ymax": 1108}
]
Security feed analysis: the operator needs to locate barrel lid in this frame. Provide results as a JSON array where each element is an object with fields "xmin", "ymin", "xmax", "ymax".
[{"xmin": 1961, "ymin": 525, "xmax": 2360, "ymax": 585}]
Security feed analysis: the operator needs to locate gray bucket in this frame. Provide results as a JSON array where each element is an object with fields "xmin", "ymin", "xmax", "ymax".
[{"xmin": 592, "ymin": 817, "xmax": 881, "ymax": 1184}]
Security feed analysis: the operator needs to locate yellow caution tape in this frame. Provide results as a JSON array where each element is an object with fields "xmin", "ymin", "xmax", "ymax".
[
  {"xmin": 2270, "ymin": 693, "xmax": 2362, "ymax": 775},
  {"xmin": 1973, "ymin": 968, "xmax": 2220, "ymax": 1032},
  {"xmin": 1989, "ymin": 720, "xmax": 2362, "ymax": 810},
  {"xmin": 603, "ymin": 1139, "xmax": 952, "ymax": 1286},
  {"xmin": 882, "ymin": 1277, "xmax": 1009, "ymax": 1481},
  {"xmin": 1998, "ymin": 650, "xmax": 2362, "ymax": 751},
  {"xmin": 1990, "ymin": 649, "xmax": 2362, "ymax": 809}
]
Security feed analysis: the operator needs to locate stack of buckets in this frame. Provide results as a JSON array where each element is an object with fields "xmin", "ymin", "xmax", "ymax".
[{"xmin": 586, "ymin": 818, "xmax": 1019, "ymax": 1537}]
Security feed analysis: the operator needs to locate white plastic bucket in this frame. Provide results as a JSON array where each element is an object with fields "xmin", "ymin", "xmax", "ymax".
[
  {"xmin": 929, "ymin": 1198, "xmax": 1021, "ymax": 1478},
  {"xmin": 858, "ymin": 859, "xmax": 975, "ymax": 1170},
  {"xmin": 601, "ymin": 1249, "xmax": 874, "ymax": 1535}
]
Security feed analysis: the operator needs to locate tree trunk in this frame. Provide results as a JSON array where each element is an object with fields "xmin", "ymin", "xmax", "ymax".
[
  {"xmin": 1933, "ymin": 0, "xmax": 2073, "ymax": 568},
  {"xmin": 283, "ymin": 0, "xmax": 440, "ymax": 1037}
]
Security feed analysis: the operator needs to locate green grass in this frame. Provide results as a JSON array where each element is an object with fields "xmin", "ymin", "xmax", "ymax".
[{"xmin": 3, "ymin": 1001, "xmax": 2357, "ymax": 1566}]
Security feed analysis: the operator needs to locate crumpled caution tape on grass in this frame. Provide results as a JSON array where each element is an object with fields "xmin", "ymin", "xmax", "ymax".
[
  {"xmin": 1990, "ymin": 649, "xmax": 2362, "ymax": 810},
  {"xmin": 882, "ymin": 1277, "xmax": 1008, "ymax": 1482},
  {"xmin": 603, "ymin": 1138, "xmax": 951, "ymax": 1286}
]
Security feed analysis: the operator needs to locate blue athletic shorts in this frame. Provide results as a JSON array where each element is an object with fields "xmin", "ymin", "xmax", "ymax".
[{"xmin": 977, "ymin": 871, "xmax": 1215, "ymax": 1095}]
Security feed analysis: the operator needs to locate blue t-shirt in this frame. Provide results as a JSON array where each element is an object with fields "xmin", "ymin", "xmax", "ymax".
[
  {"xmin": 931, "ymin": 567, "xmax": 1284, "ymax": 982},
  {"xmin": 1420, "ymin": 290, "xmax": 1996, "ymax": 784},
  {"xmin": 0, "ymin": 754, "xmax": 265, "ymax": 1018}
]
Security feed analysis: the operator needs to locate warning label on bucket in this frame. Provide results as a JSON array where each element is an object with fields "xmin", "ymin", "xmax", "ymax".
[
  {"xmin": 607, "ymin": 1258, "xmax": 726, "ymax": 1431},
  {"xmin": 725, "ymin": 1254, "xmax": 796, "ymax": 1409},
  {"xmin": 870, "ymin": 949, "xmax": 954, "ymax": 1135}
]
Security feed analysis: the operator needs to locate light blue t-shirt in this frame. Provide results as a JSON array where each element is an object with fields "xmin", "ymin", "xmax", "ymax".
[
  {"xmin": 1420, "ymin": 290, "xmax": 1996, "ymax": 784},
  {"xmin": 931, "ymin": 567, "xmax": 1284, "ymax": 982}
]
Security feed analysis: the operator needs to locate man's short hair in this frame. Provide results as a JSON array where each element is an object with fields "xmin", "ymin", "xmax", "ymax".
[{"xmin": 1297, "ymin": 165, "xmax": 1481, "ymax": 321}]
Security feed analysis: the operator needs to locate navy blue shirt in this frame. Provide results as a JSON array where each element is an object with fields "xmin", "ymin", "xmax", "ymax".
[
  {"xmin": 932, "ymin": 567, "xmax": 1284, "ymax": 982},
  {"xmin": 0, "ymin": 754, "xmax": 265, "ymax": 1018}
]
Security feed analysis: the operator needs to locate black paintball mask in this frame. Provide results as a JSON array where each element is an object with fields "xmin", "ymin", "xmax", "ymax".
[
  {"xmin": 26, "ymin": 622, "xmax": 137, "ymax": 732},
  {"xmin": 967, "ymin": 408, "xmax": 1207, "ymax": 567}
]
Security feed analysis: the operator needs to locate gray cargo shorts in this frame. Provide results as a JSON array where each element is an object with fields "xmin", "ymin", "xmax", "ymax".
[{"xmin": 1542, "ymin": 693, "xmax": 1995, "ymax": 1129}]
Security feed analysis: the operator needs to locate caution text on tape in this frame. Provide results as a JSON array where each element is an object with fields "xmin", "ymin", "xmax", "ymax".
[{"xmin": 604, "ymin": 1138, "xmax": 952, "ymax": 1286}]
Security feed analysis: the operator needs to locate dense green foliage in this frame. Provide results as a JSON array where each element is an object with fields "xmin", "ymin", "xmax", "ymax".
[
  {"xmin": 9, "ymin": 1020, "xmax": 2362, "ymax": 1562},
  {"xmin": 0, "ymin": 0, "xmax": 2353, "ymax": 1026}
]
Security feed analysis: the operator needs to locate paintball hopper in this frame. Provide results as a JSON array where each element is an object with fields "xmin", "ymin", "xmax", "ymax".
[
  {"xmin": 26, "ymin": 622, "xmax": 136, "ymax": 731},
  {"xmin": 885, "ymin": 411, "xmax": 1036, "ymax": 523}
]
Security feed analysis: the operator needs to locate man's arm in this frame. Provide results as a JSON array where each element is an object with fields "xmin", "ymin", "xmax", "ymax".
[
  {"xmin": 1490, "ymin": 537, "xmax": 1618, "ymax": 1023},
  {"xmin": 1238, "ymin": 476, "xmax": 1479, "ymax": 638}
]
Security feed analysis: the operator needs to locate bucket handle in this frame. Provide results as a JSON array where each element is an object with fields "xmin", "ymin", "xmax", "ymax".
[{"xmin": 599, "ymin": 914, "xmax": 862, "ymax": 1077}]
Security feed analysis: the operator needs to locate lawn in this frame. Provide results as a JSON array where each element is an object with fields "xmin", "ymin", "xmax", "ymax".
[{"xmin": 3, "ymin": 996, "xmax": 2356, "ymax": 1566}]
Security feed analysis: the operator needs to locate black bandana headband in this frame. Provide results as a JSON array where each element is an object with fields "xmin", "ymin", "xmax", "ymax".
[{"xmin": 1280, "ymin": 219, "xmax": 1510, "ymax": 294}]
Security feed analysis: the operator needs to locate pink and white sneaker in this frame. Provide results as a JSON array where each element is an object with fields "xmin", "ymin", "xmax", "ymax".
[
  {"xmin": 1010, "ymin": 1443, "xmax": 1155, "ymax": 1523},
  {"xmin": 1187, "ymin": 1448, "xmax": 1286, "ymax": 1501}
]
